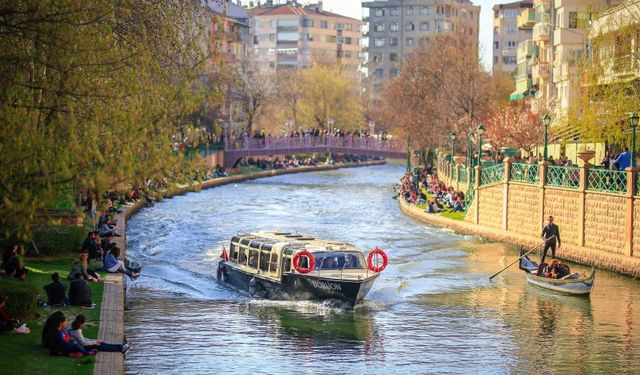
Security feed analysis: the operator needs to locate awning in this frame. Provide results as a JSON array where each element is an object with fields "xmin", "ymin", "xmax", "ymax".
[{"xmin": 509, "ymin": 91, "xmax": 524, "ymax": 101}]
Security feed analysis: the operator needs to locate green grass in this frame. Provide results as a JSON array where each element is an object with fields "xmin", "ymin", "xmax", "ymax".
[
  {"xmin": 0, "ymin": 256, "xmax": 104, "ymax": 375},
  {"xmin": 235, "ymin": 166, "xmax": 265, "ymax": 174},
  {"xmin": 417, "ymin": 187, "xmax": 466, "ymax": 221}
]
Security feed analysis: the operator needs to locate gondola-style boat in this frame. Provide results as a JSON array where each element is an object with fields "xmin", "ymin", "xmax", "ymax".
[
  {"xmin": 518, "ymin": 249, "xmax": 595, "ymax": 295},
  {"xmin": 215, "ymin": 231, "xmax": 388, "ymax": 306}
]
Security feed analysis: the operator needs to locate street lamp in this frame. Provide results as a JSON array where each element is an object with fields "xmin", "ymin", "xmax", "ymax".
[
  {"xmin": 477, "ymin": 124, "xmax": 485, "ymax": 167},
  {"xmin": 630, "ymin": 112, "xmax": 639, "ymax": 168},
  {"xmin": 450, "ymin": 131, "xmax": 457, "ymax": 159},
  {"xmin": 542, "ymin": 114, "xmax": 551, "ymax": 162},
  {"xmin": 468, "ymin": 131, "xmax": 475, "ymax": 169}
]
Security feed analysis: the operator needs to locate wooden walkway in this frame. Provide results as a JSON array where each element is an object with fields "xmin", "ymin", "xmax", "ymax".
[{"xmin": 93, "ymin": 202, "xmax": 141, "ymax": 375}]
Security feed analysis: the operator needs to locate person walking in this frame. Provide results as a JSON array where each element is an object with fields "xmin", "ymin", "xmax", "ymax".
[{"xmin": 541, "ymin": 215, "xmax": 561, "ymax": 263}]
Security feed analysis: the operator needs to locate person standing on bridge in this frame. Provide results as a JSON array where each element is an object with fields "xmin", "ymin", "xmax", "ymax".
[{"xmin": 540, "ymin": 215, "xmax": 561, "ymax": 263}]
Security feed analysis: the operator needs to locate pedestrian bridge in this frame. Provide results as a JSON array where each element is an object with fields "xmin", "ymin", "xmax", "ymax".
[{"xmin": 222, "ymin": 136, "xmax": 407, "ymax": 168}]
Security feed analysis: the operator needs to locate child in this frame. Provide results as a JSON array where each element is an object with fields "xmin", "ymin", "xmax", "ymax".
[
  {"xmin": 69, "ymin": 314, "xmax": 130, "ymax": 354},
  {"xmin": 47, "ymin": 312, "xmax": 94, "ymax": 357},
  {"xmin": 43, "ymin": 273, "xmax": 68, "ymax": 306}
]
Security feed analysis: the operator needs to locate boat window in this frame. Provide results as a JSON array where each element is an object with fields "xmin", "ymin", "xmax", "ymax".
[
  {"xmin": 259, "ymin": 250, "xmax": 270, "ymax": 271},
  {"xmin": 231, "ymin": 236, "xmax": 240, "ymax": 243},
  {"xmin": 229, "ymin": 243, "xmax": 238, "ymax": 261},
  {"xmin": 238, "ymin": 246, "xmax": 248, "ymax": 265},
  {"xmin": 283, "ymin": 256, "xmax": 292, "ymax": 272},
  {"xmin": 260, "ymin": 243, "xmax": 273, "ymax": 251},
  {"xmin": 240, "ymin": 238, "xmax": 251, "ymax": 246},
  {"xmin": 269, "ymin": 253, "xmax": 278, "ymax": 273},
  {"xmin": 313, "ymin": 252, "xmax": 366, "ymax": 270},
  {"xmin": 248, "ymin": 249, "xmax": 259, "ymax": 268}
]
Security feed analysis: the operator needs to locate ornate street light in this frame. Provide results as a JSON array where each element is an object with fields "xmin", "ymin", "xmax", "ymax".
[
  {"xmin": 542, "ymin": 114, "xmax": 551, "ymax": 162},
  {"xmin": 630, "ymin": 112, "xmax": 639, "ymax": 168},
  {"xmin": 468, "ymin": 131, "xmax": 475, "ymax": 169},
  {"xmin": 450, "ymin": 131, "xmax": 457, "ymax": 176},
  {"xmin": 477, "ymin": 124, "xmax": 485, "ymax": 167}
]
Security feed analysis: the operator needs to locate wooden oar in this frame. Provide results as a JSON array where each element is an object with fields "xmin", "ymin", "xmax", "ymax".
[{"xmin": 488, "ymin": 236, "xmax": 556, "ymax": 281}]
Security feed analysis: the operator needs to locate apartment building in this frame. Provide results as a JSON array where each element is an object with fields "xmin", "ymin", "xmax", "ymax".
[
  {"xmin": 529, "ymin": 0, "xmax": 553, "ymax": 113},
  {"xmin": 511, "ymin": 5, "xmax": 537, "ymax": 100},
  {"xmin": 492, "ymin": 0, "xmax": 533, "ymax": 75},
  {"xmin": 207, "ymin": 0, "xmax": 252, "ymax": 63},
  {"xmin": 247, "ymin": 2, "xmax": 364, "ymax": 75},
  {"xmin": 363, "ymin": 0, "xmax": 481, "ymax": 94}
]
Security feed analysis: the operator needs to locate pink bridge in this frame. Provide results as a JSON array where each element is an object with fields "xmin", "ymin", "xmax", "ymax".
[{"xmin": 223, "ymin": 136, "xmax": 407, "ymax": 168}]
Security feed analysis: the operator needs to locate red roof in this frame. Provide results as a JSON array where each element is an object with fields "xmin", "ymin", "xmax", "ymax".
[{"xmin": 247, "ymin": 4, "xmax": 362, "ymax": 22}]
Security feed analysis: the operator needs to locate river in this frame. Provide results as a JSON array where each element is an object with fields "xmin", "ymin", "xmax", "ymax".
[{"xmin": 125, "ymin": 163, "xmax": 640, "ymax": 374}]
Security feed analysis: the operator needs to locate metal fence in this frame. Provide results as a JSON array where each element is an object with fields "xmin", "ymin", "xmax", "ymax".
[
  {"xmin": 480, "ymin": 163, "xmax": 505, "ymax": 186},
  {"xmin": 510, "ymin": 163, "xmax": 539, "ymax": 184},
  {"xmin": 546, "ymin": 165, "xmax": 580, "ymax": 189},
  {"xmin": 586, "ymin": 169, "xmax": 627, "ymax": 193}
]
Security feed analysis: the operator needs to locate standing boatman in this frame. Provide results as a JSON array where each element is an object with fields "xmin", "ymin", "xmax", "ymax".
[{"xmin": 541, "ymin": 215, "xmax": 561, "ymax": 263}]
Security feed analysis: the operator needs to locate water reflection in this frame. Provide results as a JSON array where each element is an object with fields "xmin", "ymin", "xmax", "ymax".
[{"xmin": 125, "ymin": 164, "xmax": 640, "ymax": 374}]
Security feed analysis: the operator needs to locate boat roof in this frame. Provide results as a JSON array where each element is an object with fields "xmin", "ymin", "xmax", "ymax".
[{"xmin": 231, "ymin": 230, "xmax": 362, "ymax": 253}]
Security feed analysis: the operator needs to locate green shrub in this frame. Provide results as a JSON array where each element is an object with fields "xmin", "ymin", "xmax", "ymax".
[
  {"xmin": 31, "ymin": 225, "xmax": 86, "ymax": 256},
  {"xmin": 0, "ymin": 279, "xmax": 38, "ymax": 319}
]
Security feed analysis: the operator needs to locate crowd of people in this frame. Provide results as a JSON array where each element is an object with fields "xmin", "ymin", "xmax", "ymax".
[
  {"xmin": 1, "ymin": 193, "xmax": 139, "ymax": 357},
  {"xmin": 398, "ymin": 167, "xmax": 466, "ymax": 214}
]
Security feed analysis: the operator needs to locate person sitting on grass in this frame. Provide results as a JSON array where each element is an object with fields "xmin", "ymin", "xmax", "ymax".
[
  {"xmin": 426, "ymin": 199, "xmax": 444, "ymax": 213},
  {"xmin": 0, "ymin": 296, "xmax": 30, "ymax": 334},
  {"xmin": 43, "ymin": 273, "xmax": 68, "ymax": 307},
  {"xmin": 2, "ymin": 243, "xmax": 28, "ymax": 280},
  {"xmin": 82, "ymin": 231, "xmax": 103, "ymax": 261},
  {"xmin": 452, "ymin": 197, "xmax": 465, "ymax": 212},
  {"xmin": 69, "ymin": 314, "xmax": 130, "ymax": 355},
  {"xmin": 68, "ymin": 252, "xmax": 101, "ymax": 283},
  {"xmin": 68, "ymin": 273, "xmax": 93, "ymax": 308},
  {"xmin": 46, "ymin": 312, "xmax": 95, "ymax": 357},
  {"xmin": 103, "ymin": 247, "xmax": 140, "ymax": 280}
]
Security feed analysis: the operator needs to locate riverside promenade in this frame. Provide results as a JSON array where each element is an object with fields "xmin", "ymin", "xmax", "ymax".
[{"xmin": 93, "ymin": 159, "xmax": 385, "ymax": 375}]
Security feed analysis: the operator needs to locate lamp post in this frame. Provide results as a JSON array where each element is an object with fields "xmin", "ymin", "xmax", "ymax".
[
  {"xmin": 542, "ymin": 114, "xmax": 551, "ymax": 162},
  {"xmin": 630, "ymin": 112, "xmax": 639, "ymax": 168},
  {"xmin": 450, "ymin": 131, "xmax": 456, "ymax": 160},
  {"xmin": 477, "ymin": 124, "xmax": 485, "ymax": 167},
  {"xmin": 572, "ymin": 134, "xmax": 579, "ymax": 165}
]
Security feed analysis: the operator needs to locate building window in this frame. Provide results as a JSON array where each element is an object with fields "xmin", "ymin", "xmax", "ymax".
[
  {"xmin": 420, "ymin": 6, "xmax": 431, "ymax": 15},
  {"xmin": 406, "ymin": 37, "xmax": 414, "ymax": 47},
  {"xmin": 374, "ymin": 68, "xmax": 384, "ymax": 78},
  {"xmin": 374, "ymin": 9, "xmax": 385, "ymax": 17},
  {"xmin": 269, "ymin": 33, "xmax": 275, "ymax": 41},
  {"xmin": 346, "ymin": 23, "xmax": 353, "ymax": 31},
  {"xmin": 302, "ymin": 19, "xmax": 313, "ymax": 28},
  {"xmin": 406, "ymin": 23, "xmax": 415, "ymax": 31},
  {"xmin": 374, "ymin": 38, "xmax": 385, "ymax": 47},
  {"xmin": 374, "ymin": 23, "xmax": 385, "ymax": 32},
  {"xmin": 345, "ymin": 37, "xmax": 352, "ymax": 44},
  {"xmin": 372, "ymin": 53, "xmax": 382, "ymax": 63},
  {"xmin": 506, "ymin": 25, "xmax": 517, "ymax": 33},
  {"xmin": 390, "ymin": 22, "xmax": 399, "ymax": 32},
  {"xmin": 335, "ymin": 23, "xmax": 344, "ymax": 30},
  {"xmin": 390, "ymin": 68, "xmax": 399, "ymax": 78},
  {"xmin": 320, "ymin": 21, "xmax": 328, "ymax": 29},
  {"xmin": 406, "ymin": 7, "xmax": 415, "ymax": 16},
  {"xmin": 390, "ymin": 8, "xmax": 399, "ymax": 16},
  {"xmin": 436, "ymin": 20, "xmax": 444, "ymax": 32},
  {"xmin": 503, "ymin": 56, "xmax": 516, "ymax": 64},
  {"xmin": 389, "ymin": 37, "xmax": 398, "ymax": 46},
  {"xmin": 344, "ymin": 51, "xmax": 352, "ymax": 58},
  {"xmin": 326, "ymin": 35, "xmax": 336, "ymax": 43},
  {"xmin": 568, "ymin": 12, "xmax": 589, "ymax": 29},
  {"xmin": 389, "ymin": 52, "xmax": 398, "ymax": 62},
  {"xmin": 420, "ymin": 22, "xmax": 430, "ymax": 31},
  {"xmin": 494, "ymin": 41, "xmax": 499, "ymax": 49}
]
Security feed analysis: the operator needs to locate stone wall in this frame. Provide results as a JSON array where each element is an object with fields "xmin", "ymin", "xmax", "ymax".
[
  {"xmin": 633, "ymin": 198, "xmax": 640, "ymax": 258},
  {"xmin": 543, "ymin": 188, "xmax": 581, "ymax": 246},
  {"xmin": 477, "ymin": 184, "xmax": 504, "ymax": 229},
  {"xmin": 507, "ymin": 184, "xmax": 540, "ymax": 237},
  {"xmin": 584, "ymin": 193, "xmax": 626, "ymax": 255}
]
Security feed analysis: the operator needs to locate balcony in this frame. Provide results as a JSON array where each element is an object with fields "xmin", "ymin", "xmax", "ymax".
[
  {"xmin": 517, "ymin": 40, "xmax": 537, "ymax": 59},
  {"xmin": 517, "ymin": 9, "xmax": 536, "ymax": 30},
  {"xmin": 535, "ymin": 61, "xmax": 550, "ymax": 78},
  {"xmin": 533, "ymin": 22, "xmax": 551, "ymax": 42}
]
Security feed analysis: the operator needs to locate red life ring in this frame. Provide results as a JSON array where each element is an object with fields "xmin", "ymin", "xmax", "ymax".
[
  {"xmin": 367, "ymin": 248, "xmax": 388, "ymax": 272},
  {"xmin": 292, "ymin": 249, "xmax": 316, "ymax": 274}
]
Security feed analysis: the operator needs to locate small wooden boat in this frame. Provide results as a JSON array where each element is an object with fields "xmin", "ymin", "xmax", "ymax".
[
  {"xmin": 518, "ymin": 250, "xmax": 595, "ymax": 295},
  {"xmin": 216, "ymin": 231, "xmax": 388, "ymax": 306}
]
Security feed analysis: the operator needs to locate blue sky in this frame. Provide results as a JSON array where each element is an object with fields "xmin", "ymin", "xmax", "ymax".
[{"xmin": 241, "ymin": 0, "xmax": 500, "ymax": 70}]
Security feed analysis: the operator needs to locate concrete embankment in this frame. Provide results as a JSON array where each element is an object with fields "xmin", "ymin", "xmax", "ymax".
[
  {"xmin": 398, "ymin": 198, "xmax": 640, "ymax": 278},
  {"xmin": 93, "ymin": 160, "xmax": 385, "ymax": 375}
]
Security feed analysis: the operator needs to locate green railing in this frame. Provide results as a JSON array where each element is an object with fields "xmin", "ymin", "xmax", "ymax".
[
  {"xmin": 510, "ymin": 163, "xmax": 539, "ymax": 184},
  {"xmin": 465, "ymin": 185, "xmax": 475, "ymax": 213},
  {"xmin": 546, "ymin": 165, "xmax": 580, "ymax": 189},
  {"xmin": 480, "ymin": 163, "xmax": 505, "ymax": 186},
  {"xmin": 636, "ymin": 173, "xmax": 640, "ymax": 196},
  {"xmin": 458, "ymin": 168, "xmax": 468, "ymax": 183},
  {"xmin": 586, "ymin": 168, "xmax": 627, "ymax": 194}
]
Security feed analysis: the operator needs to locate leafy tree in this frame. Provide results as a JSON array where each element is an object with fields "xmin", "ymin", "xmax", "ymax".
[{"xmin": 482, "ymin": 104, "xmax": 542, "ymax": 155}]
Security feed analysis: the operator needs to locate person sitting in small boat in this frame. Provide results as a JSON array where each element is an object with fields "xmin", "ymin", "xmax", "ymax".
[{"xmin": 554, "ymin": 261, "xmax": 570, "ymax": 279}]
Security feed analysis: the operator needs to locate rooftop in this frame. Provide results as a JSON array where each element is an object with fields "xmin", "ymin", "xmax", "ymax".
[{"xmin": 247, "ymin": 2, "xmax": 363, "ymax": 22}]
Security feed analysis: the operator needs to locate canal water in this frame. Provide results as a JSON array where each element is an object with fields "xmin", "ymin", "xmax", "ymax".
[{"xmin": 125, "ymin": 163, "xmax": 640, "ymax": 374}]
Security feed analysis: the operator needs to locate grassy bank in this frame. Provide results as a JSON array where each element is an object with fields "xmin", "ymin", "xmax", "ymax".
[
  {"xmin": 0, "ymin": 256, "xmax": 103, "ymax": 375},
  {"xmin": 415, "ymin": 187, "xmax": 466, "ymax": 221}
]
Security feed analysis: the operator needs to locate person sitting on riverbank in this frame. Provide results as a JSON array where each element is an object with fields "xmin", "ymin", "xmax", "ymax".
[
  {"xmin": 98, "ymin": 212, "xmax": 121, "ymax": 238},
  {"xmin": 104, "ymin": 247, "xmax": 139, "ymax": 280},
  {"xmin": 43, "ymin": 273, "xmax": 68, "ymax": 307},
  {"xmin": 68, "ymin": 253, "xmax": 101, "ymax": 283},
  {"xmin": 452, "ymin": 197, "xmax": 464, "ymax": 212},
  {"xmin": 2, "ymin": 244, "xmax": 28, "ymax": 280},
  {"xmin": 0, "ymin": 296, "xmax": 30, "ymax": 334},
  {"xmin": 82, "ymin": 231, "xmax": 103, "ymax": 261},
  {"xmin": 69, "ymin": 314, "xmax": 130, "ymax": 355},
  {"xmin": 426, "ymin": 199, "xmax": 444, "ymax": 213},
  {"xmin": 68, "ymin": 273, "xmax": 93, "ymax": 308},
  {"xmin": 46, "ymin": 312, "xmax": 94, "ymax": 357}
]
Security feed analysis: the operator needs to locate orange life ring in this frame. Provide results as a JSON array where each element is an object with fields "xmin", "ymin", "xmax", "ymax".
[
  {"xmin": 292, "ymin": 249, "xmax": 316, "ymax": 274},
  {"xmin": 367, "ymin": 248, "xmax": 388, "ymax": 272}
]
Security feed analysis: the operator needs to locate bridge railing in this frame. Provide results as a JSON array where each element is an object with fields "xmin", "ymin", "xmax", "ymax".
[{"xmin": 224, "ymin": 135, "xmax": 406, "ymax": 153}]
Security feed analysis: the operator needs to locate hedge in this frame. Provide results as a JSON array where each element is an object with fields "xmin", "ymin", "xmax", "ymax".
[
  {"xmin": 31, "ymin": 225, "xmax": 87, "ymax": 256},
  {"xmin": 0, "ymin": 278, "xmax": 38, "ymax": 319}
]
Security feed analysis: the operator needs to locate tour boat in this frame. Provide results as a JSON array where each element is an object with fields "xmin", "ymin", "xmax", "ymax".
[
  {"xmin": 518, "ymin": 250, "xmax": 595, "ymax": 295},
  {"xmin": 215, "ymin": 231, "xmax": 388, "ymax": 306}
]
